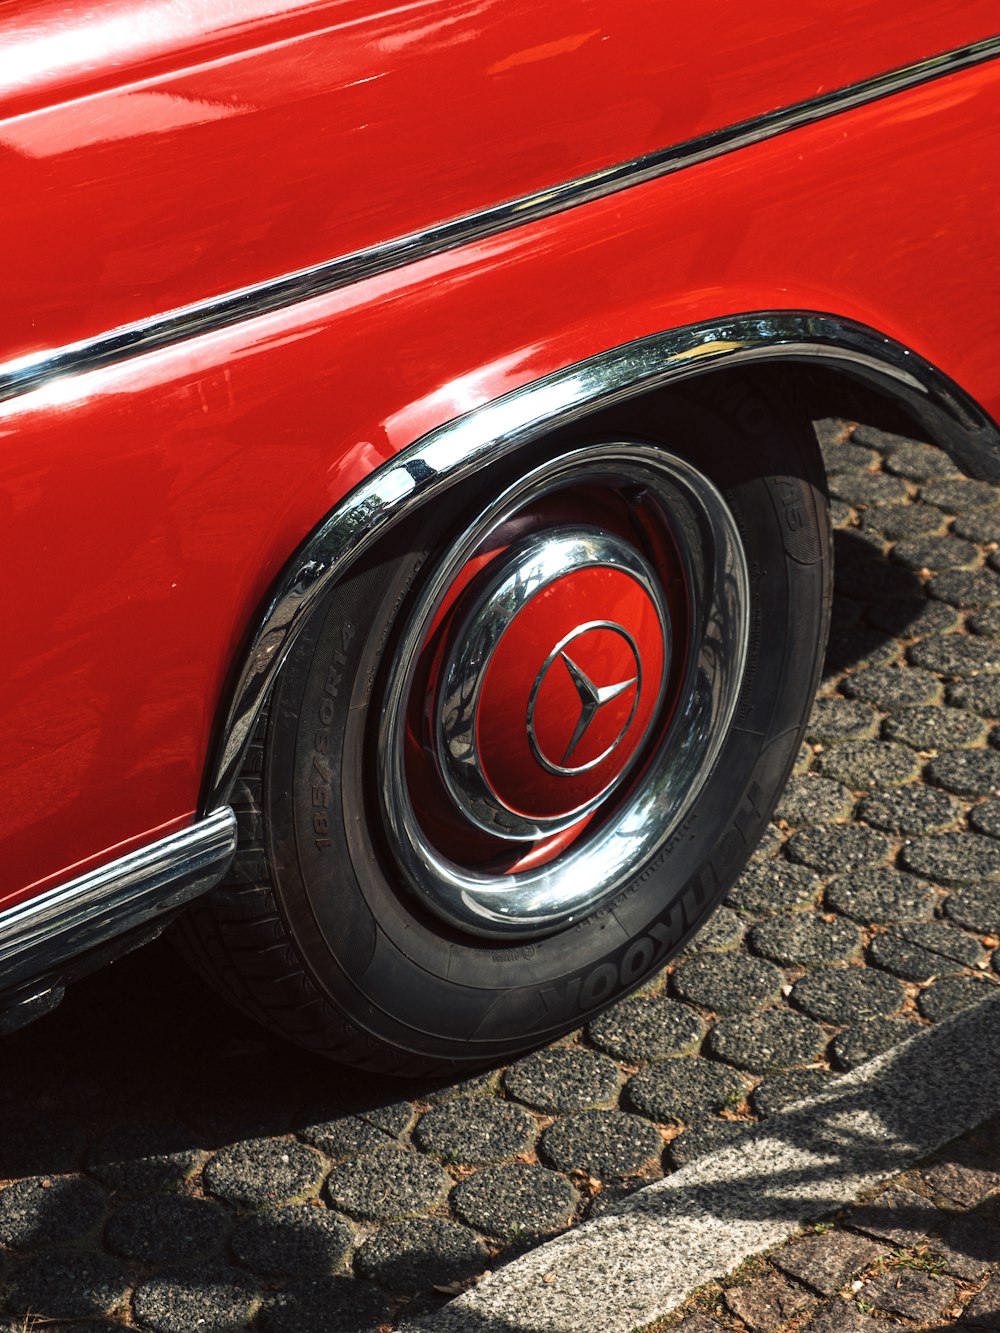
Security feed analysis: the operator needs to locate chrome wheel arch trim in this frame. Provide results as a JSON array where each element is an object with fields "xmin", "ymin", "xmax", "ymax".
[
  {"xmin": 0, "ymin": 809, "xmax": 236, "ymax": 997},
  {"xmin": 203, "ymin": 310, "xmax": 1000, "ymax": 813},
  {"xmin": 1, "ymin": 34, "xmax": 997, "ymax": 407}
]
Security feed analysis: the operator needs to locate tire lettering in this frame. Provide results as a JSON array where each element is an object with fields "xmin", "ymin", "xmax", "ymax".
[
  {"xmin": 537, "ymin": 782, "xmax": 766, "ymax": 1022},
  {"xmin": 311, "ymin": 625, "xmax": 353, "ymax": 850}
]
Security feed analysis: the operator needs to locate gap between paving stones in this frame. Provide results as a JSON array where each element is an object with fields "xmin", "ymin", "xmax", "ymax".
[{"xmin": 401, "ymin": 991, "xmax": 1000, "ymax": 1333}]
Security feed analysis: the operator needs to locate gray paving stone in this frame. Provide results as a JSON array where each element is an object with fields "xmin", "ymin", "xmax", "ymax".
[
  {"xmin": 230, "ymin": 1204, "xmax": 354, "ymax": 1276},
  {"xmin": 820, "ymin": 437, "xmax": 878, "ymax": 469},
  {"xmin": 929, "ymin": 568, "xmax": 1000, "ymax": 608},
  {"xmin": 824, "ymin": 628, "xmax": 903, "ymax": 673},
  {"xmin": 725, "ymin": 1268, "xmax": 813, "ymax": 1332},
  {"xmin": 672, "ymin": 1316, "xmax": 730, "ymax": 1333},
  {"xmin": 626, "ymin": 1058, "xmax": 747, "ymax": 1123},
  {"xmin": 297, "ymin": 1085, "xmax": 414, "ymax": 1131},
  {"xmin": 963, "ymin": 1272, "xmax": 1000, "ymax": 1329},
  {"xmin": 786, "ymin": 825, "xmax": 890, "ymax": 875},
  {"xmin": 970, "ymin": 797, "xmax": 1000, "ymax": 838},
  {"xmin": 862, "ymin": 502, "xmax": 948, "ymax": 540},
  {"xmin": 726, "ymin": 860, "xmax": 821, "ymax": 914},
  {"xmin": 773, "ymin": 1228, "xmax": 886, "ymax": 1296},
  {"xmin": 944, "ymin": 884, "xmax": 1000, "ymax": 934},
  {"xmin": 750, "ymin": 1068, "xmax": 835, "ymax": 1117},
  {"xmin": 846, "ymin": 1186, "xmax": 941, "ymax": 1248},
  {"xmin": 922, "ymin": 477, "xmax": 1000, "ymax": 511},
  {"xmin": 357, "ymin": 1217, "xmax": 488, "ymax": 1294},
  {"xmin": 671, "ymin": 954, "xmax": 783, "ymax": 1013},
  {"xmin": 131, "ymin": 1265, "xmax": 260, "ymax": 1332},
  {"xmin": 755, "ymin": 822, "xmax": 785, "ymax": 857},
  {"xmin": 892, "ymin": 534, "xmax": 978, "ymax": 570},
  {"xmin": 828, "ymin": 473, "xmax": 910, "ymax": 505},
  {"xmin": 299, "ymin": 1115, "xmax": 402, "ymax": 1161},
  {"xmin": 953, "ymin": 510, "xmax": 1000, "ymax": 542},
  {"xmin": 883, "ymin": 443, "xmax": 960, "ymax": 481},
  {"xmin": 750, "ymin": 914, "xmax": 862, "ymax": 968},
  {"xmin": 707, "ymin": 1010, "xmax": 826, "ymax": 1073},
  {"xmin": 0, "ymin": 1175, "xmax": 106, "ymax": 1248},
  {"xmin": 586, "ymin": 995, "xmax": 704, "ymax": 1062},
  {"xmin": 859, "ymin": 1269, "xmax": 957, "ymax": 1321},
  {"xmin": 451, "ymin": 1163, "xmax": 579, "ymax": 1239},
  {"xmin": 414, "ymin": 1099, "xmax": 536, "ymax": 1166},
  {"xmin": 503, "ymin": 1047, "xmax": 620, "ymax": 1113},
  {"xmin": 922, "ymin": 1141, "xmax": 1000, "ymax": 1207},
  {"xmin": 830, "ymin": 1018, "xmax": 912, "ymax": 1071},
  {"xmin": 680, "ymin": 905, "xmax": 745, "ymax": 953},
  {"xmin": 790, "ymin": 968, "xmax": 904, "ymax": 1025},
  {"xmin": 775, "ymin": 774, "xmax": 855, "ymax": 825},
  {"xmin": 7, "ymin": 1251, "xmax": 130, "ymax": 1320},
  {"xmin": 929, "ymin": 1209, "xmax": 1000, "ymax": 1280},
  {"xmin": 806, "ymin": 698, "xmax": 880, "ymax": 742},
  {"xmin": 965, "ymin": 1274, "xmax": 1000, "ymax": 1327},
  {"xmin": 581, "ymin": 1181, "xmax": 646, "ymax": 1219},
  {"xmin": 858, "ymin": 783, "xmax": 961, "ymax": 834},
  {"xmin": 970, "ymin": 603, "xmax": 1000, "ymax": 636},
  {"xmin": 825, "ymin": 867, "xmax": 936, "ymax": 924},
  {"xmin": 539, "ymin": 1109, "xmax": 663, "ymax": 1179},
  {"xmin": 867, "ymin": 921, "xmax": 984, "ymax": 982},
  {"xmin": 85, "ymin": 1122, "xmax": 203, "ymax": 1193},
  {"xmin": 257, "ymin": 1275, "xmax": 391, "ymax": 1333},
  {"xmin": 901, "ymin": 830, "xmax": 1000, "ymax": 884},
  {"xmin": 928, "ymin": 749, "xmax": 1000, "ymax": 796},
  {"xmin": 801, "ymin": 1298, "xmax": 880, "ymax": 1332},
  {"xmin": 324, "ymin": 1147, "xmax": 449, "ymax": 1220},
  {"xmin": 948, "ymin": 674, "xmax": 1000, "ymax": 714},
  {"xmin": 850, "ymin": 424, "xmax": 918, "ymax": 452},
  {"xmin": 105, "ymin": 1193, "xmax": 230, "ymax": 1264},
  {"xmin": 841, "ymin": 664, "xmax": 941, "ymax": 708},
  {"xmin": 418, "ymin": 1070, "xmax": 499, "ymax": 1105},
  {"xmin": 864, "ymin": 597, "xmax": 959, "ymax": 636},
  {"xmin": 815, "ymin": 740, "xmax": 921, "ymax": 790},
  {"xmin": 202, "ymin": 1139, "xmax": 327, "ymax": 1208},
  {"xmin": 669, "ymin": 1119, "xmax": 749, "ymax": 1169},
  {"xmin": 918, "ymin": 975, "xmax": 998, "ymax": 1023},
  {"xmin": 910, "ymin": 634, "xmax": 1000, "ymax": 677},
  {"xmin": 828, "ymin": 499, "xmax": 854, "ymax": 528},
  {"xmin": 883, "ymin": 705, "xmax": 987, "ymax": 750},
  {"xmin": 830, "ymin": 596, "xmax": 865, "ymax": 630}
]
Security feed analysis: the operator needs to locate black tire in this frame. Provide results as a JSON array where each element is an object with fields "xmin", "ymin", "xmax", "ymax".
[{"xmin": 178, "ymin": 376, "xmax": 831, "ymax": 1074}]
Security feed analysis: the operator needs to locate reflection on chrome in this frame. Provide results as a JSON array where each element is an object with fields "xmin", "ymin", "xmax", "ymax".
[{"xmin": 376, "ymin": 443, "xmax": 750, "ymax": 938}]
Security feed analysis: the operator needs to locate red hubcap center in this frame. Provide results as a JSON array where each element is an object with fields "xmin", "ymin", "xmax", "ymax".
[{"xmin": 475, "ymin": 566, "xmax": 666, "ymax": 821}]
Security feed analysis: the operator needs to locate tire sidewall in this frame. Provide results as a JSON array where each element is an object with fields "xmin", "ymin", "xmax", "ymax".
[{"xmin": 265, "ymin": 381, "xmax": 829, "ymax": 1062}]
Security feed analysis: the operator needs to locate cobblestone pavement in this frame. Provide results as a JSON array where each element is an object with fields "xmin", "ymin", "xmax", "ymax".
[
  {"xmin": 654, "ymin": 1111, "xmax": 1000, "ymax": 1333},
  {"xmin": 1, "ymin": 418, "xmax": 999, "ymax": 1332}
]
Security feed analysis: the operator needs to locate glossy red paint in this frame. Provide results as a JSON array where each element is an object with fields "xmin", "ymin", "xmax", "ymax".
[
  {"xmin": 0, "ymin": 10, "xmax": 999, "ymax": 905},
  {"xmin": 1, "ymin": 1, "xmax": 998, "ymax": 364},
  {"xmin": 477, "ymin": 570, "xmax": 664, "ymax": 820}
]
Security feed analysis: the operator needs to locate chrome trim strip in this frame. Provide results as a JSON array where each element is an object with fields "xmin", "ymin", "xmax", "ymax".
[
  {"xmin": 2, "ymin": 34, "xmax": 998, "ymax": 405},
  {"xmin": 203, "ymin": 311, "xmax": 1000, "ymax": 810},
  {"xmin": 0, "ymin": 809, "xmax": 236, "ymax": 992}
]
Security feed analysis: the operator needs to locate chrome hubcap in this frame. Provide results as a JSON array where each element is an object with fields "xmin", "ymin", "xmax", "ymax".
[
  {"xmin": 436, "ymin": 528, "xmax": 670, "ymax": 840},
  {"xmin": 377, "ymin": 440, "xmax": 749, "ymax": 939}
]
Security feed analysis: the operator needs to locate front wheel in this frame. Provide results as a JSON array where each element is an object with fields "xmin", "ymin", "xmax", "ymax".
[{"xmin": 179, "ymin": 379, "xmax": 830, "ymax": 1074}]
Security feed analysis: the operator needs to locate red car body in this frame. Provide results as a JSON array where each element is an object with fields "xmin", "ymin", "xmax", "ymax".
[{"xmin": 1, "ymin": 1, "xmax": 999, "ymax": 1028}]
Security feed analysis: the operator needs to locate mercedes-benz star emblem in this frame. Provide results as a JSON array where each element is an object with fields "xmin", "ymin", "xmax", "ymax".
[
  {"xmin": 527, "ymin": 621, "xmax": 643, "ymax": 776},
  {"xmin": 559, "ymin": 652, "xmax": 636, "ymax": 765}
]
